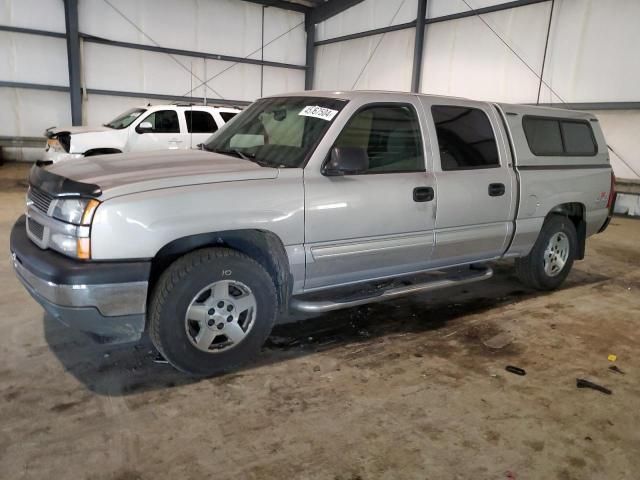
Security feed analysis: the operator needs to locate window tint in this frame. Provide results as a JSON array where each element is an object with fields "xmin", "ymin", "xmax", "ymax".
[
  {"xmin": 431, "ymin": 105, "xmax": 500, "ymax": 171},
  {"xmin": 185, "ymin": 111, "xmax": 218, "ymax": 133},
  {"xmin": 141, "ymin": 110, "xmax": 180, "ymax": 133},
  {"xmin": 220, "ymin": 112, "xmax": 238, "ymax": 123},
  {"xmin": 522, "ymin": 116, "xmax": 597, "ymax": 156},
  {"xmin": 561, "ymin": 121, "xmax": 597, "ymax": 155},
  {"xmin": 334, "ymin": 104, "xmax": 423, "ymax": 173},
  {"xmin": 522, "ymin": 117, "xmax": 563, "ymax": 155}
]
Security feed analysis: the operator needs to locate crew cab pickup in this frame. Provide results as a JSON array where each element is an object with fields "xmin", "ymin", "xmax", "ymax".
[
  {"xmin": 43, "ymin": 103, "xmax": 240, "ymax": 164},
  {"xmin": 11, "ymin": 91, "xmax": 615, "ymax": 376}
]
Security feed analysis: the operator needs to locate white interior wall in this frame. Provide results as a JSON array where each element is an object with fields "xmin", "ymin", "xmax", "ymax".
[
  {"xmin": 82, "ymin": 43, "xmax": 210, "ymax": 99},
  {"xmin": 317, "ymin": 0, "xmax": 640, "ymax": 181},
  {"xmin": 261, "ymin": 6, "xmax": 306, "ymax": 66},
  {"xmin": 426, "ymin": 0, "xmax": 516, "ymax": 18},
  {"xmin": 0, "ymin": 0, "xmax": 70, "ymax": 153},
  {"xmin": 316, "ymin": 0, "xmax": 417, "ymax": 41},
  {"xmin": 314, "ymin": 28, "xmax": 415, "ymax": 92},
  {"xmin": 0, "ymin": 0, "xmax": 66, "ymax": 33},
  {"xmin": 79, "ymin": 0, "xmax": 305, "ymax": 106},
  {"xmin": 420, "ymin": 2, "xmax": 551, "ymax": 103},
  {"xmin": 591, "ymin": 110, "xmax": 640, "ymax": 180},
  {"xmin": 537, "ymin": 0, "xmax": 640, "ymax": 104},
  {"xmin": 0, "ymin": 88, "xmax": 70, "ymax": 161},
  {"xmin": 79, "ymin": 0, "xmax": 263, "ymax": 59},
  {"xmin": 0, "ymin": 0, "xmax": 305, "ymax": 157},
  {"xmin": 261, "ymin": 66, "xmax": 305, "ymax": 97},
  {"xmin": 0, "ymin": 88, "xmax": 70, "ymax": 137},
  {"xmin": 3, "ymin": 0, "xmax": 640, "ymax": 180},
  {"xmin": 0, "ymin": 32, "xmax": 69, "ymax": 87}
]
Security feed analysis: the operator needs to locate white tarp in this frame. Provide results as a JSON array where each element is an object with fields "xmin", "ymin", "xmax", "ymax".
[
  {"xmin": 0, "ymin": 0, "xmax": 66, "ymax": 32},
  {"xmin": 420, "ymin": 2, "xmax": 551, "ymax": 103},
  {"xmin": 592, "ymin": 110, "xmax": 640, "ymax": 180},
  {"xmin": 314, "ymin": 29, "xmax": 415, "ymax": 92},
  {"xmin": 426, "ymin": 0, "xmax": 518, "ymax": 19},
  {"xmin": 316, "ymin": 0, "xmax": 418, "ymax": 42},
  {"xmin": 537, "ymin": 0, "xmax": 640, "ymax": 104},
  {"xmin": 0, "ymin": 0, "xmax": 307, "ymax": 144}
]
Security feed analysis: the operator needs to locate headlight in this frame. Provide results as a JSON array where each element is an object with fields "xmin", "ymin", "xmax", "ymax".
[
  {"xmin": 52, "ymin": 198, "xmax": 100, "ymax": 225},
  {"xmin": 49, "ymin": 198, "xmax": 100, "ymax": 259}
]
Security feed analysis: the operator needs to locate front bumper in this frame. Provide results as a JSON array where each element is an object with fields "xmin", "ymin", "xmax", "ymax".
[{"xmin": 10, "ymin": 216, "xmax": 151, "ymax": 343}]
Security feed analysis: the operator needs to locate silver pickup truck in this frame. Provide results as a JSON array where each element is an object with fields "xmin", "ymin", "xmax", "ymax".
[{"xmin": 10, "ymin": 91, "xmax": 615, "ymax": 375}]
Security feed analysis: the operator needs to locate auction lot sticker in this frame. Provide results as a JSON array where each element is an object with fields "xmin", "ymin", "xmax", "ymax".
[{"xmin": 299, "ymin": 105, "xmax": 339, "ymax": 121}]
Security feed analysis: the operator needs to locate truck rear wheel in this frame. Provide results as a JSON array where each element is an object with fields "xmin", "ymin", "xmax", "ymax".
[
  {"xmin": 149, "ymin": 247, "xmax": 277, "ymax": 376},
  {"xmin": 515, "ymin": 215, "xmax": 577, "ymax": 291}
]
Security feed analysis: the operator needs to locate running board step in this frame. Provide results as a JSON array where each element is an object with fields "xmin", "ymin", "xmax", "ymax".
[{"xmin": 290, "ymin": 265, "xmax": 493, "ymax": 314}]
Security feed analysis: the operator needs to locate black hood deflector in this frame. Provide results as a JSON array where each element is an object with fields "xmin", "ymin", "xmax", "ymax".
[{"xmin": 29, "ymin": 165, "xmax": 102, "ymax": 198}]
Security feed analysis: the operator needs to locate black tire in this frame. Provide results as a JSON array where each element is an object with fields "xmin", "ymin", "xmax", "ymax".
[
  {"xmin": 149, "ymin": 247, "xmax": 277, "ymax": 376},
  {"xmin": 515, "ymin": 214, "xmax": 578, "ymax": 291}
]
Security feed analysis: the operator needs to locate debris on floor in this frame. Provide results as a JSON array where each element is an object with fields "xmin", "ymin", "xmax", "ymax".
[
  {"xmin": 505, "ymin": 365, "xmax": 526, "ymax": 376},
  {"xmin": 608, "ymin": 365, "xmax": 625, "ymax": 375},
  {"xmin": 608, "ymin": 354, "xmax": 618, "ymax": 362},
  {"xmin": 483, "ymin": 331, "xmax": 514, "ymax": 349},
  {"xmin": 576, "ymin": 378, "xmax": 612, "ymax": 395}
]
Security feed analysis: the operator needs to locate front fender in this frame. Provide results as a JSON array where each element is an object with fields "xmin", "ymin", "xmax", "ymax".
[{"xmin": 90, "ymin": 172, "xmax": 304, "ymax": 260}]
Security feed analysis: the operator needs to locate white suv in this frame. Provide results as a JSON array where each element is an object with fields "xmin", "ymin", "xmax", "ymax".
[{"xmin": 43, "ymin": 104, "xmax": 241, "ymax": 164}]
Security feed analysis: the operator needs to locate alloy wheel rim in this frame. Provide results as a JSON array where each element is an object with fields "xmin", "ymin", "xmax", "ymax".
[
  {"xmin": 543, "ymin": 231, "xmax": 570, "ymax": 277},
  {"xmin": 184, "ymin": 280, "xmax": 257, "ymax": 353}
]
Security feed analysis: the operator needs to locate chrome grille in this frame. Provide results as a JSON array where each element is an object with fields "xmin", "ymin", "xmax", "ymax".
[
  {"xmin": 28, "ymin": 187, "xmax": 54, "ymax": 214},
  {"xmin": 27, "ymin": 217, "xmax": 45, "ymax": 240}
]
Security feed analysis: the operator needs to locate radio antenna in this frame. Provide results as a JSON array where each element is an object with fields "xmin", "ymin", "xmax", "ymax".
[
  {"xmin": 189, "ymin": 61, "xmax": 194, "ymax": 149},
  {"xmin": 203, "ymin": 58, "xmax": 207, "ymax": 106}
]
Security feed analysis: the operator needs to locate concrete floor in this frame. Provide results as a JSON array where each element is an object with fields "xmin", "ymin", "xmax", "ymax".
[{"xmin": 1, "ymin": 162, "xmax": 639, "ymax": 480}]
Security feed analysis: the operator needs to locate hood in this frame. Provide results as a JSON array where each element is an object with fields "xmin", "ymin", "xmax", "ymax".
[
  {"xmin": 47, "ymin": 125, "xmax": 114, "ymax": 136},
  {"xmin": 46, "ymin": 150, "xmax": 279, "ymax": 199}
]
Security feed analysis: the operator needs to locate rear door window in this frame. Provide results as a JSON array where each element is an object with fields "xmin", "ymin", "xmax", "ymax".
[
  {"xmin": 431, "ymin": 105, "xmax": 500, "ymax": 171},
  {"xmin": 185, "ymin": 111, "xmax": 218, "ymax": 133}
]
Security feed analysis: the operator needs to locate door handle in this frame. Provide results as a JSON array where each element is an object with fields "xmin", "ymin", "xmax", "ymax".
[
  {"xmin": 413, "ymin": 186, "xmax": 434, "ymax": 202},
  {"xmin": 488, "ymin": 183, "xmax": 505, "ymax": 197}
]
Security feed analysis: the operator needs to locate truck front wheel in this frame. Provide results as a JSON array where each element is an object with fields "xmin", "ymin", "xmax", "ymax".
[
  {"xmin": 149, "ymin": 247, "xmax": 277, "ymax": 376},
  {"xmin": 515, "ymin": 215, "xmax": 578, "ymax": 291}
]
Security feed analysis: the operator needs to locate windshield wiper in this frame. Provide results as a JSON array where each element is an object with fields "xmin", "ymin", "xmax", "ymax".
[
  {"xmin": 206, "ymin": 147, "xmax": 253, "ymax": 160},
  {"xmin": 204, "ymin": 147, "xmax": 275, "ymax": 168},
  {"xmin": 230, "ymin": 149, "xmax": 251, "ymax": 160}
]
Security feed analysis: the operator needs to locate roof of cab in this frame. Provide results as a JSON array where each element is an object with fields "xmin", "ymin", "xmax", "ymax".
[
  {"xmin": 264, "ymin": 90, "xmax": 595, "ymax": 120},
  {"xmin": 265, "ymin": 89, "xmax": 467, "ymax": 102}
]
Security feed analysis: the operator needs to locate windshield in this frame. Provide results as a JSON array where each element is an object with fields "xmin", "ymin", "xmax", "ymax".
[
  {"xmin": 104, "ymin": 108, "xmax": 147, "ymax": 129},
  {"xmin": 203, "ymin": 96, "xmax": 347, "ymax": 168}
]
